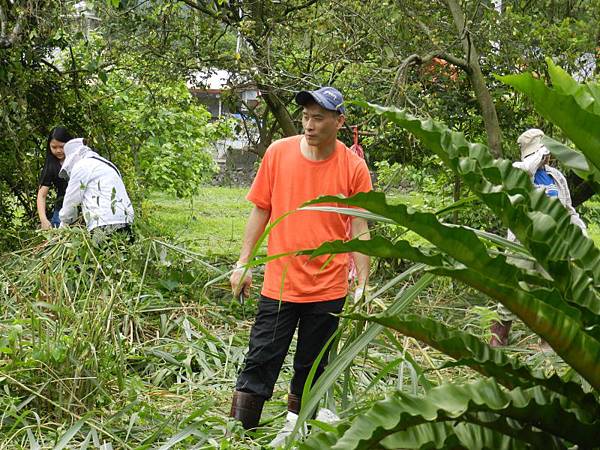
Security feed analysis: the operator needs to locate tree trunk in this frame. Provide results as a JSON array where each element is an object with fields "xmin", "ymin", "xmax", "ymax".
[
  {"xmin": 566, "ymin": 173, "xmax": 599, "ymax": 208},
  {"xmin": 260, "ymin": 88, "xmax": 298, "ymax": 138},
  {"xmin": 446, "ymin": 0, "xmax": 503, "ymax": 158}
]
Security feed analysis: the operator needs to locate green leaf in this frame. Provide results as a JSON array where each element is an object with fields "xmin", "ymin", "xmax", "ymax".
[
  {"xmin": 342, "ymin": 101, "xmax": 600, "ymax": 325},
  {"xmin": 98, "ymin": 70, "xmax": 108, "ymax": 84},
  {"xmin": 546, "ymin": 58, "xmax": 600, "ymax": 114},
  {"xmin": 301, "ymin": 204, "xmax": 531, "ymax": 256},
  {"xmin": 290, "ymin": 269, "xmax": 434, "ymax": 443},
  {"xmin": 53, "ymin": 419, "xmax": 85, "ymax": 450},
  {"xmin": 354, "ymin": 103, "xmax": 600, "ymax": 291},
  {"xmin": 298, "ymin": 235, "xmax": 444, "ymax": 267},
  {"xmin": 301, "ymin": 177, "xmax": 600, "ymax": 387},
  {"xmin": 435, "ymin": 265, "xmax": 600, "ymax": 389},
  {"xmin": 349, "ymin": 313, "xmax": 600, "ymax": 417},
  {"xmin": 380, "ymin": 421, "xmax": 552, "ymax": 450},
  {"xmin": 497, "ymin": 59, "xmax": 600, "ymax": 173},
  {"xmin": 541, "ymin": 137, "xmax": 600, "ymax": 193},
  {"xmin": 302, "ymin": 379, "xmax": 600, "ymax": 449},
  {"xmin": 434, "ymin": 194, "xmax": 479, "ymax": 217},
  {"xmin": 542, "ymin": 136, "xmax": 592, "ymax": 173},
  {"xmin": 156, "ymin": 424, "xmax": 206, "ymax": 449},
  {"xmin": 303, "ymin": 195, "xmax": 597, "ymax": 325}
]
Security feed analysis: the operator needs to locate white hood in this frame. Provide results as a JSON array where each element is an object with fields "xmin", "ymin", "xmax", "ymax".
[{"xmin": 59, "ymin": 138, "xmax": 93, "ymax": 179}]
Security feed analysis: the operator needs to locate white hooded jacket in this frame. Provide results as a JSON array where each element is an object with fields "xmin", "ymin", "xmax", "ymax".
[
  {"xmin": 59, "ymin": 138, "xmax": 134, "ymax": 230},
  {"xmin": 510, "ymin": 144, "xmax": 587, "ymax": 238}
]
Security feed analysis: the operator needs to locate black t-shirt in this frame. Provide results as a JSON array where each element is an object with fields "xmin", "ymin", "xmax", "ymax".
[{"xmin": 39, "ymin": 163, "xmax": 68, "ymax": 211}]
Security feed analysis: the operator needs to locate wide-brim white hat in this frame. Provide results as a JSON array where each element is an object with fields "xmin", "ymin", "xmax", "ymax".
[{"xmin": 517, "ymin": 128, "xmax": 545, "ymax": 159}]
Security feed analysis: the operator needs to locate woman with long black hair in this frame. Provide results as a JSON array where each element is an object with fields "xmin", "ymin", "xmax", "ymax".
[{"xmin": 36, "ymin": 127, "xmax": 73, "ymax": 229}]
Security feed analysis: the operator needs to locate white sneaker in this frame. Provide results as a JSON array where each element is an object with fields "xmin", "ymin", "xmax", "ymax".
[
  {"xmin": 269, "ymin": 411, "xmax": 306, "ymax": 448},
  {"xmin": 268, "ymin": 409, "xmax": 339, "ymax": 448},
  {"xmin": 315, "ymin": 408, "xmax": 340, "ymax": 424}
]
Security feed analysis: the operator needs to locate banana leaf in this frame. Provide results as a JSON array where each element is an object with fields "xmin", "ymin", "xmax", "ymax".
[
  {"xmin": 541, "ymin": 136, "xmax": 600, "ymax": 185},
  {"xmin": 347, "ymin": 312, "xmax": 600, "ymax": 417},
  {"xmin": 301, "ymin": 378, "xmax": 600, "ymax": 450},
  {"xmin": 498, "ymin": 58, "xmax": 600, "ymax": 172}
]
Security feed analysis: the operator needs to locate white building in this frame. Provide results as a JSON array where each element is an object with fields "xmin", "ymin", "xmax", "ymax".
[{"xmin": 188, "ymin": 70, "xmax": 260, "ymax": 163}]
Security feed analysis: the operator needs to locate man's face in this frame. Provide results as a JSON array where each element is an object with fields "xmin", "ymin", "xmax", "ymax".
[{"xmin": 301, "ymin": 102, "xmax": 344, "ymax": 147}]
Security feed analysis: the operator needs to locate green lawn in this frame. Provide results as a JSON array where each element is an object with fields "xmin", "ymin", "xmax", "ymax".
[
  {"xmin": 147, "ymin": 187, "xmax": 600, "ymax": 254},
  {"xmin": 146, "ymin": 187, "xmax": 252, "ymax": 257}
]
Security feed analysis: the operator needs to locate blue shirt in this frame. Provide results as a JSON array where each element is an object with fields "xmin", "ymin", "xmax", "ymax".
[{"xmin": 534, "ymin": 168, "xmax": 559, "ymax": 198}]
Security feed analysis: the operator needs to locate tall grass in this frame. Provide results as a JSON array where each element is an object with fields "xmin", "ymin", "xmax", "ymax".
[
  {"xmin": 0, "ymin": 227, "xmax": 491, "ymax": 448},
  {"xmin": 0, "ymin": 228, "xmax": 250, "ymax": 448}
]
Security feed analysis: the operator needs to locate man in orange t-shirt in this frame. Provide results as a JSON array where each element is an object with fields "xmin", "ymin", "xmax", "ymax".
[{"xmin": 229, "ymin": 87, "xmax": 372, "ymax": 435}]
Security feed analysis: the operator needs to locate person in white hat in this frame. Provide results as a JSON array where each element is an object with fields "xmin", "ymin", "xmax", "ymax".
[
  {"xmin": 490, "ymin": 128, "xmax": 587, "ymax": 347},
  {"xmin": 514, "ymin": 128, "xmax": 586, "ymax": 232},
  {"xmin": 58, "ymin": 138, "xmax": 134, "ymax": 239}
]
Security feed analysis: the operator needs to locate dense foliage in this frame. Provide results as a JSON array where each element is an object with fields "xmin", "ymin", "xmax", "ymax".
[
  {"xmin": 0, "ymin": 0, "xmax": 230, "ymax": 240},
  {"xmin": 0, "ymin": 228, "xmax": 248, "ymax": 448},
  {"xmin": 2, "ymin": 0, "xmax": 598, "ymax": 234},
  {"xmin": 297, "ymin": 61, "xmax": 600, "ymax": 449}
]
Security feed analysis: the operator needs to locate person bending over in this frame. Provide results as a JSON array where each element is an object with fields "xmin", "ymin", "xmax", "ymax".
[
  {"xmin": 59, "ymin": 138, "xmax": 134, "ymax": 241},
  {"xmin": 37, "ymin": 127, "xmax": 74, "ymax": 229}
]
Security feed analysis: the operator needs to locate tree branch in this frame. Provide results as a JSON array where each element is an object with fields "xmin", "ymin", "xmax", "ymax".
[
  {"xmin": 0, "ymin": 2, "xmax": 7, "ymax": 39},
  {"xmin": 283, "ymin": 0, "xmax": 319, "ymax": 17},
  {"xmin": 178, "ymin": 0, "xmax": 235, "ymax": 26},
  {"xmin": 387, "ymin": 50, "xmax": 468, "ymax": 106},
  {"xmin": 437, "ymin": 51, "xmax": 469, "ymax": 71},
  {"xmin": 445, "ymin": 0, "xmax": 502, "ymax": 157},
  {"xmin": 0, "ymin": 0, "xmax": 26, "ymax": 49},
  {"xmin": 178, "ymin": 0, "xmax": 217, "ymax": 17},
  {"xmin": 40, "ymin": 58, "xmax": 63, "ymax": 74}
]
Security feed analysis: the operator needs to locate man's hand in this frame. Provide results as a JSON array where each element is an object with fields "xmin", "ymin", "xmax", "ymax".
[
  {"xmin": 40, "ymin": 219, "xmax": 52, "ymax": 230},
  {"xmin": 231, "ymin": 262, "xmax": 252, "ymax": 297},
  {"xmin": 231, "ymin": 206, "xmax": 269, "ymax": 298}
]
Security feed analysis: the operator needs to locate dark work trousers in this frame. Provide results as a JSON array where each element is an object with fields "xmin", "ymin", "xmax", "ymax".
[{"xmin": 235, "ymin": 295, "xmax": 345, "ymax": 400}]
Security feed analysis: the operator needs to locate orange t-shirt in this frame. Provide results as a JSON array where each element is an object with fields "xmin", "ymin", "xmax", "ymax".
[{"xmin": 247, "ymin": 135, "xmax": 372, "ymax": 302}]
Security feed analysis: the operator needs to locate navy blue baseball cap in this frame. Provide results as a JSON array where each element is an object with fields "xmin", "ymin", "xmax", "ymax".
[{"xmin": 295, "ymin": 86, "xmax": 345, "ymax": 114}]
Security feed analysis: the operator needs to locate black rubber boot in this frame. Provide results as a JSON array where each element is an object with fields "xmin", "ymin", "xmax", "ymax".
[
  {"xmin": 230, "ymin": 390, "xmax": 265, "ymax": 430},
  {"xmin": 288, "ymin": 392, "xmax": 318, "ymax": 419},
  {"xmin": 288, "ymin": 393, "xmax": 301, "ymax": 415}
]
